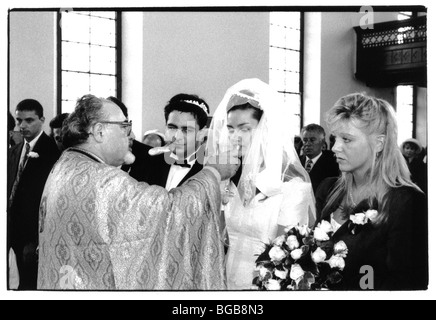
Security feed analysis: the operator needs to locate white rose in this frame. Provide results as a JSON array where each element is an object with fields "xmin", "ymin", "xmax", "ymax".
[
  {"xmin": 291, "ymin": 248, "xmax": 303, "ymax": 260},
  {"xmin": 313, "ymin": 227, "xmax": 330, "ymax": 241},
  {"xmin": 311, "ymin": 247, "xmax": 327, "ymax": 263},
  {"xmin": 290, "ymin": 264, "xmax": 305, "ymax": 281},
  {"xmin": 269, "ymin": 246, "xmax": 287, "ymax": 262},
  {"xmin": 328, "ymin": 255, "xmax": 346, "ymax": 271},
  {"xmin": 265, "ymin": 279, "xmax": 282, "ymax": 291},
  {"xmin": 365, "ymin": 209, "xmax": 378, "ymax": 222},
  {"xmin": 286, "ymin": 235, "xmax": 300, "ymax": 251},
  {"xmin": 259, "ymin": 266, "xmax": 272, "ymax": 280},
  {"xmin": 318, "ymin": 220, "xmax": 334, "ymax": 234},
  {"xmin": 296, "ymin": 225, "xmax": 311, "ymax": 237},
  {"xmin": 273, "ymin": 235, "xmax": 286, "ymax": 246},
  {"xmin": 350, "ymin": 213, "xmax": 368, "ymax": 225},
  {"xmin": 28, "ymin": 151, "xmax": 39, "ymax": 159},
  {"xmin": 333, "ymin": 241, "xmax": 349, "ymax": 258},
  {"xmin": 274, "ymin": 269, "xmax": 288, "ymax": 280}
]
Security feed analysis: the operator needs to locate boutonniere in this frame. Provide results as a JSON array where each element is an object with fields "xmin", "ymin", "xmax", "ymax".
[
  {"xmin": 349, "ymin": 209, "xmax": 378, "ymax": 235},
  {"xmin": 28, "ymin": 151, "xmax": 40, "ymax": 159}
]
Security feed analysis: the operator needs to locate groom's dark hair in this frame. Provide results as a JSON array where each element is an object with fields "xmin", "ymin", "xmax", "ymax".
[{"xmin": 164, "ymin": 93, "xmax": 210, "ymax": 130}]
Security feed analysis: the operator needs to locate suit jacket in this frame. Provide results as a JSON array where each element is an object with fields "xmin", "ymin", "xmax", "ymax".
[
  {"xmin": 121, "ymin": 140, "xmax": 154, "ymax": 183},
  {"xmin": 7, "ymin": 132, "xmax": 61, "ymax": 251},
  {"xmin": 300, "ymin": 151, "xmax": 340, "ymax": 194},
  {"xmin": 316, "ymin": 177, "xmax": 428, "ymax": 290},
  {"xmin": 146, "ymin": 152, "xmax": 204, "ymax": 189}
]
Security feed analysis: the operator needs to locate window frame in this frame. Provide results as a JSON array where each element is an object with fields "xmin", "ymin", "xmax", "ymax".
[
  {"xmin": 269, "ymin": 11, "xmax": 305, "ymax": 132},
  {"xmin": 56, "ymin": 10, "xmax": 122, "ymax": 115}
]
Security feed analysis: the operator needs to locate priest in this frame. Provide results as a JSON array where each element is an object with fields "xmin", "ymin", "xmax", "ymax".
[{"xmin": 37, "ymin": 94, "xmax": 239, "ymax": 290}]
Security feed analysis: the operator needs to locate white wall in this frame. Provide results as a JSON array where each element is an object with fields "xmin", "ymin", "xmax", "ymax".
[
  {"xmin": 303, "ymin": 11, "xmax": 428, "ymax": 148},
  {"xmin": 122, "ymin": 12, "xmax": 144, "ymax": 140},
  {"xmin": 9, "ymin": 11, "xmax": 57, "ymax": 134},
  {"xmin": 139, "ymin": 12, "xmax": 270, "ymax": 134},
  {"xmin": 316, "ymin": 12, "xmax": 395, "ymax": 136},
  {"xmin": 416, "ymin": 87, "xmax": 427, "ymax": 148}
]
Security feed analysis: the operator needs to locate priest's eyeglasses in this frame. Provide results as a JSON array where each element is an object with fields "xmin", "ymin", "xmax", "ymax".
[{"xmin": 100, "ymin": 120, "xmax": 133, "ymax": 136}]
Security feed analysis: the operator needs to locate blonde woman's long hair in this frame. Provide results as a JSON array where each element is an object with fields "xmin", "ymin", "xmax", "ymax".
[{"xmin": 322, "ymin": 93, "xmax": 420, "ymax": 225}]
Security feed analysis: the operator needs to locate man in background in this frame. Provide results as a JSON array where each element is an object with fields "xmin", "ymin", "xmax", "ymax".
[
  {"xmin": 8, "ymin": 99, "xmax": 60, "ymax": 289},
  {"xmin": 299, "ymin": 123, "xmax": 340, "ymax": 194},
  {"xmin": 49, "ymin": 112, "xmax": 70, "ymax": 151}
]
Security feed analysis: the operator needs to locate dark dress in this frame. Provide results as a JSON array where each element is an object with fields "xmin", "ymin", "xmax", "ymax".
[{"xmin": 316, "ymin": 177, "xmax": 428, "ymax": 290}]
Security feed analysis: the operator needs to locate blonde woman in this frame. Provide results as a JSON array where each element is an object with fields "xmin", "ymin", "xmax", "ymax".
[{"xmin": 316, "ymin": 93, "xmax": 428, "ymax": 290}]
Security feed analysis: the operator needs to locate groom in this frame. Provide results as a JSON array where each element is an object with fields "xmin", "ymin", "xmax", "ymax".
[
  {"xmin": 147, "ymin": 94, "xmax": 209, "ymax": 190},
  {"xmin": 37, "ymin": 94, "xmax": 239, "ymax": 290}
]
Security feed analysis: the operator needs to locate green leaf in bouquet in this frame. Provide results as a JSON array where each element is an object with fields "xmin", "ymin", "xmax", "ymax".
[
  {"xmin": 255, "ymin": 244, "xmax": 273, "ymax": 263},
  {"xmin": 326, "ymin": 270, "xmax": 343, "ymax": 285},
  {"xmin": 304, "ymin": 271, "xmax": 316, "ymax": 284},
  {"xmin": 298, "ymin": 251, "xmax": 319, "ymax": 275},
  {"xmin": 274, "ymin": 264, "xmax": 287, "ymax": 272},
  {"xmin": 302, "ymin": 236, "xmax": 315, "ymax": 246},
  {"xmin": 287, "ymin": 280, "xmax": 298, "ymax": 291},
  {"xmin": 316, "ymin": 262, "xmax": 332, "ymax": 281},
  {"xmin": 281, "ymin": 277, "xmax": 293, "ymax": 290},
  {"xmin": 295, "ymin": 271, "xmax": 315, "ymax": 290},
  {"xmin": 300, "ymin": 245, "xmax": 310, "ymax": 257},
  {"xmin": 317, "ymin": 240, "xmax": 334, "ymax": 259},
  {"xmin": 284, "ymin": 256, "xmax": 294, "ymax": 269},
  {"xmin": 252, "ymin": 276, "xmax": 261, "ymax": 287},
  {"xmin": 262, "ymin": 261, "xmax": 276, "ymax": 270}
]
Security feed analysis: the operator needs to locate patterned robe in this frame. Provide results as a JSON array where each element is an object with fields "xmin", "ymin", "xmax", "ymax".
[{"xmin": 37, "ymin": 149, "xmax": 226, "ymax": 290}]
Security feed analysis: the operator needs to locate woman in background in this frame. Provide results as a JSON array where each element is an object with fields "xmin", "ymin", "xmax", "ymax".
[{"xmin": 400, "ymin": 138, "xmax": 427, "ymax": 194}]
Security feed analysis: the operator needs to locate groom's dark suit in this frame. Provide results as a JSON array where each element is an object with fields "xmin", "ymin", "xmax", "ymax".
[{"xmin": 7, "ymin": 132, "xmax": 60, "ymax": 290}]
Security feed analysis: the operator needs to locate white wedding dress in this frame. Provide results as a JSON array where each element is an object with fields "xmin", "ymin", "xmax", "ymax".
[{"xmin": 224, "ymin": 176, "xmax": 315, "ymax": 290}]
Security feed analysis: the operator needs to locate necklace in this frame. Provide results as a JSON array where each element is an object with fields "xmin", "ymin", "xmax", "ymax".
[{"xmin": 349, "ymin": 190, "xmax": 358, "ymax": 208}]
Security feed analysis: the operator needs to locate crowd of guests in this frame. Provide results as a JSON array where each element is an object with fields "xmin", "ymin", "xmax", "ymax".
[{"xmin": 7, "ymin": 83, "xmax": 428, "ymax": 291}]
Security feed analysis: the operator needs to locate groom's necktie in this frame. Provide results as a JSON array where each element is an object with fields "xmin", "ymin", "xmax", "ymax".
[
  {"xmin": 9, "ymin": 143, "xmax": 31, "ymax": 204},
  {"xmin": 305, "ymin": 159, "xmax": 313, "ymax": 173}
]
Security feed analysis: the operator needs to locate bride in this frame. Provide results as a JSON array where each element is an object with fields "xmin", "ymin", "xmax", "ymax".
[{"xmin": 207, "ymin": 79, "xmax": 316, "ymax": 290}]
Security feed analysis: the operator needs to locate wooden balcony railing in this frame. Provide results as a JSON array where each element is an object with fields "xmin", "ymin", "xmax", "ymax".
[{"xmin": 354, "ymin": 16, "xmax": 426, "ymax": 87}]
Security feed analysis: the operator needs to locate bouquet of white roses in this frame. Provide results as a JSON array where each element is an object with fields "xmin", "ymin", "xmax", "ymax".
[{"xmin": 252, "ymin": 221, "xmax": 348, "ymax": 290}]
